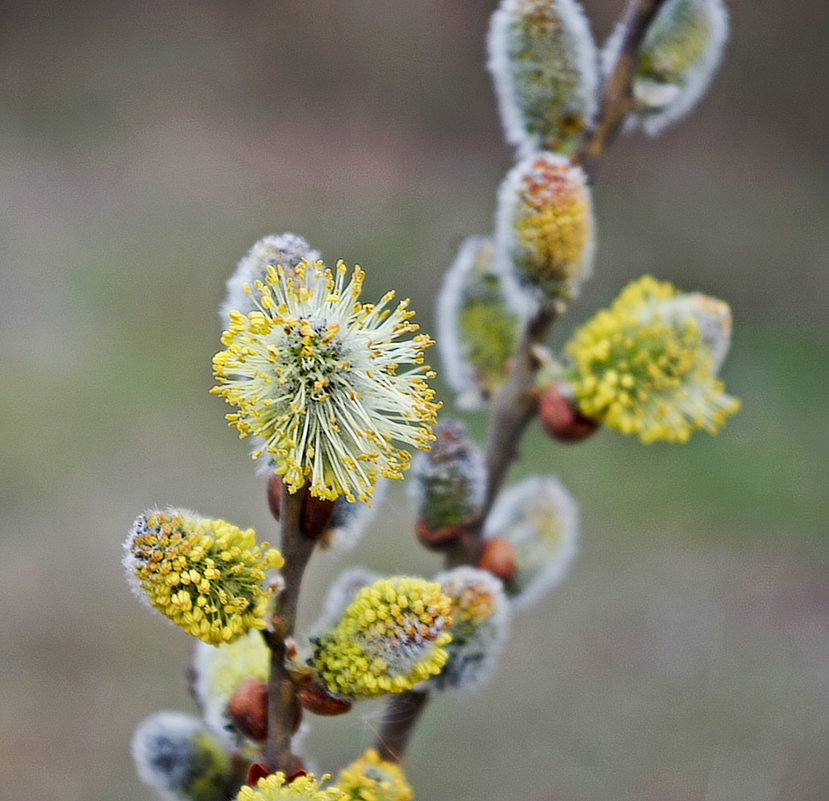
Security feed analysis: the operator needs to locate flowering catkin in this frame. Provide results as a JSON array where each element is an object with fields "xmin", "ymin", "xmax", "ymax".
[
  {"xmin": 308, "ymin": 576, "xmax": 452, "ymax": 700},
  {"xmin": 334, "ymin": 748, "xmax": 413, "ymax": 801},
  {"xmin": 430, "ymin": 567, "xmax": 510, "ymax": 692},
  {"xmin": 124, "ymin": 509, "xmax": 283, "ymax": 645},
  {"xmin": 488, "ymin": 0, "xmax": 599, "ymax": 157},
  {"xmin": 213, "ymin": 259, "xmax": 439, "ymax": 503},
  {"xmin": 495, "ymin": 151, "xmax": 595, "ymax": 304},
  {"xmin": 564, "ymin": 275, "xmax": 739, "ymax": 443}
]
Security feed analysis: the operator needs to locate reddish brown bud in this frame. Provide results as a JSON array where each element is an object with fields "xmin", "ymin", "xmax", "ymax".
[
  {"xmin": 227, "ymin": 677, "xmax": 269, "ymax": 742},
  {"xmin": 267, "ymin": 474, "xmax": 282, "ymax": 520},
  {"xmin": 538, "ymin": 384, "xmax": 598, "ymax": 443},
  {"xmin": 414, "ymin": 518, "xmax": 468, "ymax": 551},
  {"xmin": 301, "ymin": 494, "xmax": 336, "ymax": 540},
  {"xmin": 296, "ymin": 679, "xmax": 352, "ymax": 716},
  {"xmin": 478, "ymin": 536, "xmax": 517, "ymax": 583}
]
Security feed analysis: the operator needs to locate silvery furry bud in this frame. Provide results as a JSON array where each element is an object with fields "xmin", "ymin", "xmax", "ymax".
[
  {"xmin": 488, "ymin": 0, "xmax": 599, "ymax": 157},
  {"xmin": 132, "ymin": 711, "xmax": 232, "ymax": 801},
  {"xmin": 409, "ymin": 419, "xmax": 487, "ymax": 550},
  {"xmin": 484, "ymin": 475, "xmax": 579, "ymax": 610},
  {"xmin": 603, "ymin": 0, "xmax": 728, "ymax": 135},
  {"xmin": 436, "ymin": 236, "xmax": 522, "ymax": 410}
]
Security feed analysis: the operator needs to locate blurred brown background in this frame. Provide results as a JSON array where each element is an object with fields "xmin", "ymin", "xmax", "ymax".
[{"xmin": 1, "ymin": 2, "xmax": 827, "ymax": 800}]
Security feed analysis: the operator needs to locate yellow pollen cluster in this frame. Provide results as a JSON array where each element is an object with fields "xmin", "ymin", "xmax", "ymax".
[
  {"xmin": 514, "ymin": 156, "xmax": 591, "ymax": 292},
  {"xmin": 212, "ymin": 260, "xmax": 439, "ymax": 503},
  {"xmin": 566, "ymin": 275, "xmax": 740, "ymax": 443},
  {"xmin": 236, "ymin": 772, "xmax": 344, "ymax": 801},
  {"xmin": 498, "ymin": 152, "xmax": 594, "ymax": 302},
  {"xmin": 334, "ymin": 748, "xmax": 413, "ymax": 801},
  {"xmin": 309, "ymin": 576, "xmax": 453, "ymax": 700},
  {"xmin": 126, "ymin": 510, "xmax": 283, "ymax": 645},
  {"xmin": 445, "ymin": 580, "xmax": 498, "ymax": 639}
]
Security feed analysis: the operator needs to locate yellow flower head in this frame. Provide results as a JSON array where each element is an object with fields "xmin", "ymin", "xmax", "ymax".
[
  {"xmin": 236, "ymin": 772, "xmax": 343, "ymax": 801},
  {"xmin": 488, "ymin": 0, "xmax": 599, "ymax": 157},
  {"xmin": 334, "ymin": 748, "xmax": 413, "ymax": 801},
  {"xmin": 496, "ymin": 151, "xmax": 595, "ymax": 303},
  {"xmin": 125, "ymin": 510, "xmax": 283, "ymax": 645},
  {"xmin": 565, "ymin": 275, "xmax": 740, "ymax": 443},
  {"xmin": 212, "ymin": 259, "xmax": 439, "ymax": 503},
  {"xmin": 309, "ymin": 576, "xmax": 453, "ymax": 700}
]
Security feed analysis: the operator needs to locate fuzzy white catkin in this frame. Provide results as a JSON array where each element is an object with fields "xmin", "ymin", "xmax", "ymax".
[
  {"xmin": 487, "ymin": 0, "xmax": 599, "ymax": 158},
  {"xmin": 430, "ymin": 566, "xmax": 510, "ymax": 693},
  {"xmin": 484, "ymin": 475, "xmax": 579, "ymax": 610},
  {"xmin": 220, "ymin": 232, "xmax": 321, "ymax": 326},
  {"xmin": 602, "ymin": 0, "xmax": 729, "ymax": 136}
]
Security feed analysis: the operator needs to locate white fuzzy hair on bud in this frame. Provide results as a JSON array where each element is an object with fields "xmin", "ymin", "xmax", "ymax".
[
  {"xmin": 602, "ymin": 0, "xmax": 729, "ymax": 136},
  {"xmin": 488, "ymin": 0, "xmax": 599, "ymax": 157}
]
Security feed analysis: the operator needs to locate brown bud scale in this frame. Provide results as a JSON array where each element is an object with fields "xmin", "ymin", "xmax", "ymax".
[
  {"xmin": 478, "ymin": 536, "xmax": 517, "ymax": 583},
  {"xmin": 538, "ymin": 384, "xmax": 598, "ymax": 443},
  {"xmin": 227, "ymin": 677, "xmax": 269, "ymax": 742}
]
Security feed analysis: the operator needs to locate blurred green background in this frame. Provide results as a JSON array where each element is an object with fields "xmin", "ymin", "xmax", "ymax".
[{"xmin": 1, "ymin": 2, "xmax": 827, "ymax": 800}]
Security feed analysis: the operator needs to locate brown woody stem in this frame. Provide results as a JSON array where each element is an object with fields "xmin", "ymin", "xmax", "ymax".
[{"xmin": 263, "ymin": 483, "xmax": 315, "ymax": 774}]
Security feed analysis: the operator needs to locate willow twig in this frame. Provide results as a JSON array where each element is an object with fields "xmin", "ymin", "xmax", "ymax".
[
  {"xmin": 264, "ymin": 483, "xmax": 315, "ymax": 774},
  {"xmin": 577, "ymin": 0, "xmax": 670, "ymax": 174}
]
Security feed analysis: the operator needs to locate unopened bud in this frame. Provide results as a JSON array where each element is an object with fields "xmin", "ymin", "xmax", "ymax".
[
  {"xmin": 436, "ymin": 236, "xmax": 522, "ymax": 409},
  {"xmin": 409, "ymin": 419, "xmax": 486, "ymax": 551},
  {"xmin": 478, "ymin": 536, "xmax": 517, "ymax": 583},
  {"xmin": 227, "ymin": 677, "xmax": 268, "ymax": 742},
  {"xmin": 267, "ymin": 473, "xmax": 282, "ymax": 520},
  {"xmin": 603, "ymin": 0, "xmax": 729, "ymax": 136},
  {"xmin": 296, "ymin": 679, "xmax": 353, "ymax": 716},
  {"xmin": 302, "ymin": 495, "xmax": 336, "ymax": 540},
  {"xmin": 538, "ymin": 383, "xmax": 598, "ymax": 442},
  {"xmin": 484, "ymin": 475, "xmax": 579, "ymax": 609}
]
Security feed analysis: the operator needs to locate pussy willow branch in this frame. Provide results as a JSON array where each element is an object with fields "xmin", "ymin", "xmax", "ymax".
[
  {"xmin": 264, "ymin": 484, "xmax": 315, "ymax": 774},
  {"xmin": 374, "ymin": 0, "xmax": 670, "ymax": 763}
]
